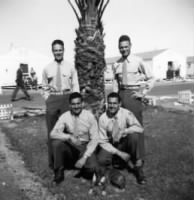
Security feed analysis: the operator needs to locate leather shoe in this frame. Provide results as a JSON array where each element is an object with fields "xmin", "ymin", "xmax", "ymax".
[
  {"xmin": 53, "ymin": 168, "xmax": 64, "ymax": 184},
  {"xmin": 134, "ymin": 166, "xmax": 146, "ymax": 185}
]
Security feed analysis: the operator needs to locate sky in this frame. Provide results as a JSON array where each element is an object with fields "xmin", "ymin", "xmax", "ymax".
[{"xmin": 0, "ymin": 0, "xmax": 193, "ymax": 62}]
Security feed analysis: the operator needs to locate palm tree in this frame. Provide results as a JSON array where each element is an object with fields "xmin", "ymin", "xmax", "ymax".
[{"xmin": 68, "ymin": 0, "xmax": 110, "ymax": 118}]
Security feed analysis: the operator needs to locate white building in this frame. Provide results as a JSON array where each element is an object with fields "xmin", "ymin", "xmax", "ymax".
[
  {"xmin": 186, "ymin": 56, "xmax": 194, "ymax": 78},
  {"xmin": 0, "ymin": 47, "xmax": 51, "ymax": 86},
  {"xmin": 136, "ymin": 49, "xmax": 187, "ymax": 80},
  {"xmin": 106, "ymin": 49, "xmax": 187, "ymax": 80}
]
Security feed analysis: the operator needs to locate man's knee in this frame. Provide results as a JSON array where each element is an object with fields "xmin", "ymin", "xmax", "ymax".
[
  {"xmin": 126, "ymin": 133, "xmax": 141, "ymax": 143},
  {"xmin": 51, "ymin": 140, "xmax": 67, "ymax": 152},
  {"xmin": 97, "ymin": 149, "xmax": 112, "ymax": 166},
  {"xmin": 84, "ymin": 157, "xmax": 97, "ymax": 173}
]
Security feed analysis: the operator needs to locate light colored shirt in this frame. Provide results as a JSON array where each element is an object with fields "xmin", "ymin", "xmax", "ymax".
[
  {"xmin": 50, "ymin": 109, "xmax": 99, "ymax": 158},
  {"xmin": 112, "ymin": 54, "xmax": 155, "ymax": 93},
  {"xmin": 42, "ymin": 60, "xmax": 80, "ymax": 99},
  {"xmin": 99, "ymin": 107, "xmax": 144, "ymax": 154}
]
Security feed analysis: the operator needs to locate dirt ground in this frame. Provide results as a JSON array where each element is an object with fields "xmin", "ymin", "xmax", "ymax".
[{"xmin": 0, "ymin": 122, "xmax": 59, "ymax": 200}]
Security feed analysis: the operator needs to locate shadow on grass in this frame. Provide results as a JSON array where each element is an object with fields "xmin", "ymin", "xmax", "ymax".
[{"xmin": 1, "ymin": 107, "xmax": 194, "ymax": 200}]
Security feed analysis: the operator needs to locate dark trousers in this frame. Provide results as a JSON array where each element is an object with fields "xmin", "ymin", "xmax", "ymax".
[
  {"xmin": 119, "ymin": 89, "xmax": 145, "ymax": 160},
  {"xmin": 119, "ymin": 89, "xmax": 143, "ymax": 125},
  {"xmin": 51, "ymin": 140, "xmax": 98, "ymax": 176},
  {"xmin": 11, "ymin": 84, "xmax": 30, "ymax": 100},
  {"xmin": 97, "ymin": 134, "xmax": 144, "ymax": 168},
  {"xmin": 46, "ymin": 93, "xmax": 70, "ymax": 168}
]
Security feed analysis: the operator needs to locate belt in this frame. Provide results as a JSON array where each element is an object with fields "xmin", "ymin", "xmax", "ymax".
[
  {"xmin": 120, "ymin": 85, "xmax": 140, "ymax": 90},
  {"xmin": 50, "ymin": 89, "xmax": 71, "ymax": 95}
]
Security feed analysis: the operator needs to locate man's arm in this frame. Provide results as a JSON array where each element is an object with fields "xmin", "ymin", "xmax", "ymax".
[
  {"xmin": 98, "ymin": 116, "xmax": 130, "ymax": 162},
  {"xmin": 50, "ymin": 115, "xmax": 71, "ymax": 141},
  {"xmin": 98, "ymin": 117, "xmax": 118, "ymax": 154},
  {"xmin": 71, "ymin": 67, "xmax": 80, "ymax": 92},
  {"xmin": 139, "ymin": 61, "xmax": 155, "ymax": 95},
  {"xmin": 112, "ymin": 63, "xmax": 120, "ymax": 92},
  {"xmin": 82, "ymin": 113, "xmax": 99, "ymax": 158},
  {"xmin": 121, "ymin": 110, "xmax": 144, "ymax": 137},
  {"xmin": 41, "ymin": 68, "xmax": 50, "ymax": 100},
  {"xmin": 75, "ymin": 112, "xmax": 99, "ymax": 168}
]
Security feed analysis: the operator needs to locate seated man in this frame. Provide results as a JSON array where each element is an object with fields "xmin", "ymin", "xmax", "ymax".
[
  {"xmin": 98, "ymin": 92, "xmax": 146, "ymax": 185},
  {"xmin": 50, "ymin": 92, "xmax": 99, "ymax": 184}
]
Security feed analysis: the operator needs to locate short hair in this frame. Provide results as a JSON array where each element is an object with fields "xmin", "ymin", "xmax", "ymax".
[
  {"xmin": 107, "ymin": 92, "xmax": 121, "ymax": 103},
  {"xmin": 118, "ymin": 35, "xmax": 131, "ymax": 44},
  {"xmin": 51, "ymin": 39, "xmax": 64, "ymax": 49},
  {"xmin": 69, "ymin": 92, "xmax": 83, "ymax": 103}
]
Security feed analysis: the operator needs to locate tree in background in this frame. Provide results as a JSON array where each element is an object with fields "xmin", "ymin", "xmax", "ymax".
[{"xmin": 68, "ymin": 0, "xmax": 110, "ymax": 117}]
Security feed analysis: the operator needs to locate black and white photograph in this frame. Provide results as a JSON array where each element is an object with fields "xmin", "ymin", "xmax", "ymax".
[{"xmin": 0, "ymin": 0, "xmax": 193, "ymax": 200}]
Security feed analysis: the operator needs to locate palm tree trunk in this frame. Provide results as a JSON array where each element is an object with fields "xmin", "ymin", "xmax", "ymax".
[{"xmin": 68, "ymin": 0, "xmax": 110, "ymax": 118}]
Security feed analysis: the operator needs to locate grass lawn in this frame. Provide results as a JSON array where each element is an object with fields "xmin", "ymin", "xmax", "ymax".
[{"xmin": 1, "ymin": 106, "xmax": 194, "ymax": 200}]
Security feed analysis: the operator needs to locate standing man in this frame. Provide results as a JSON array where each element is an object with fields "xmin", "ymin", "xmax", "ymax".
[
  {"xmin": 112, "ymin": 35, "xmax": 155, "ymax": 183},
  {"xmin": 50, "ymin": 92, "xmax": 99, "ymax": 184},
  {"xmin": 11, "ymin": 63, "xmax": 31, "ymax": 101},
  {"xmin": 42, "ymin": 39, "xmax": 80, "ymax": 169},
  {"xmin": 112, "ymin": 35, "xmax": 155, "ymax": 124},
  {"xmin": 98, "ymin": 92, "xmax": 145, "ymax": 185}
]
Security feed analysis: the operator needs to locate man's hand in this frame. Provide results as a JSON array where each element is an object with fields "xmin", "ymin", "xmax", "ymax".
[
  {"xmin": 44, "ymin": 92, "xmax": 50, "ymax": 101},
  {"xmin": 116, "ymin": 150, "xmax": 130, "ymax": 162},
  {"xmin": 113, "ymin": 129, "xmax": 125, "ymax": 143},
  {"xmin": 118, "ymin": 129, "xmax": 127, "ymax": 140},
  {"xmin": 131, "ymin": 91, "xmax": 144, "ymax": 100},
  {"xmin": 69, "ymin": 135, "xmax": 82, "ymax": 146},
  {"xmin": 131, "ymin": 91, "xmax": 150, "ymax": 105},
  {"xmin": 75, "ymin": 156, "xmax": 88, "ymax": 169}
]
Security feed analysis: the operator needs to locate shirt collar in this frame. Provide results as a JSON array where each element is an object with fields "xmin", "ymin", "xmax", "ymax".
[
  {"xmin": 54, "ymin": 59, "xmax": 64, "ymax": 65},
  {"xmin": 71, "ymin": 110, "xmax": 83, "ymax": 118},
  {"xmin": 106, "ymin": 108, "xmax": 120, "ymax": 119},
  {"xmin": 119, "ymin": 56, "xmax": 130, "ymax": 63}
]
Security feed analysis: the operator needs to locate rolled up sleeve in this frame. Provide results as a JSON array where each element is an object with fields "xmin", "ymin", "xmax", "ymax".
[
  {"xmin": 71, "ymin": 67, "xmax": 80, "ymax": 92},
  {"xmin": 125, "ymin": 111, "xmax": 144, "ymax": 134},
  {"xmin": 50, "ymin": 115, "xmax": 71, "ymax": 141},
  {"xmin": 98, "ymin": 116, "xmax": 119, "ymax": 155},
  {"xmin": 83, "ymin": 113, "xmax": 99, "ymax": 158}
]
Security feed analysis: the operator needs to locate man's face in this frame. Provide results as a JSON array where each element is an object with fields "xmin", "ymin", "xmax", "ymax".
[
  {"xmin": 119, "ymin": 41, "xmax": 131, "ymax": 59},
  {"xmin": 70, "ymin": 97, "xmax": 83, "ymax": 116},
  {"xmin": 52, "ymin": 44, "xmax": 64, "ymax": 63},
  {"xmin": 107, "ymin": 97, "xmax": 120, "ymax": 116}
]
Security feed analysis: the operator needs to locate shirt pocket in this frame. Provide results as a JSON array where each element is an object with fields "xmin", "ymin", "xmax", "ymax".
[
  {"xmin": 62, "ymin": 73, "xmax": 71, "ymax": 85},
  {"xmin": 77, "ymin": 128, "xmax": 89, "ymax": 141},
  {"xmin": 127, "ymin": 61, "xmax": 139, "ymax": 73}
]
